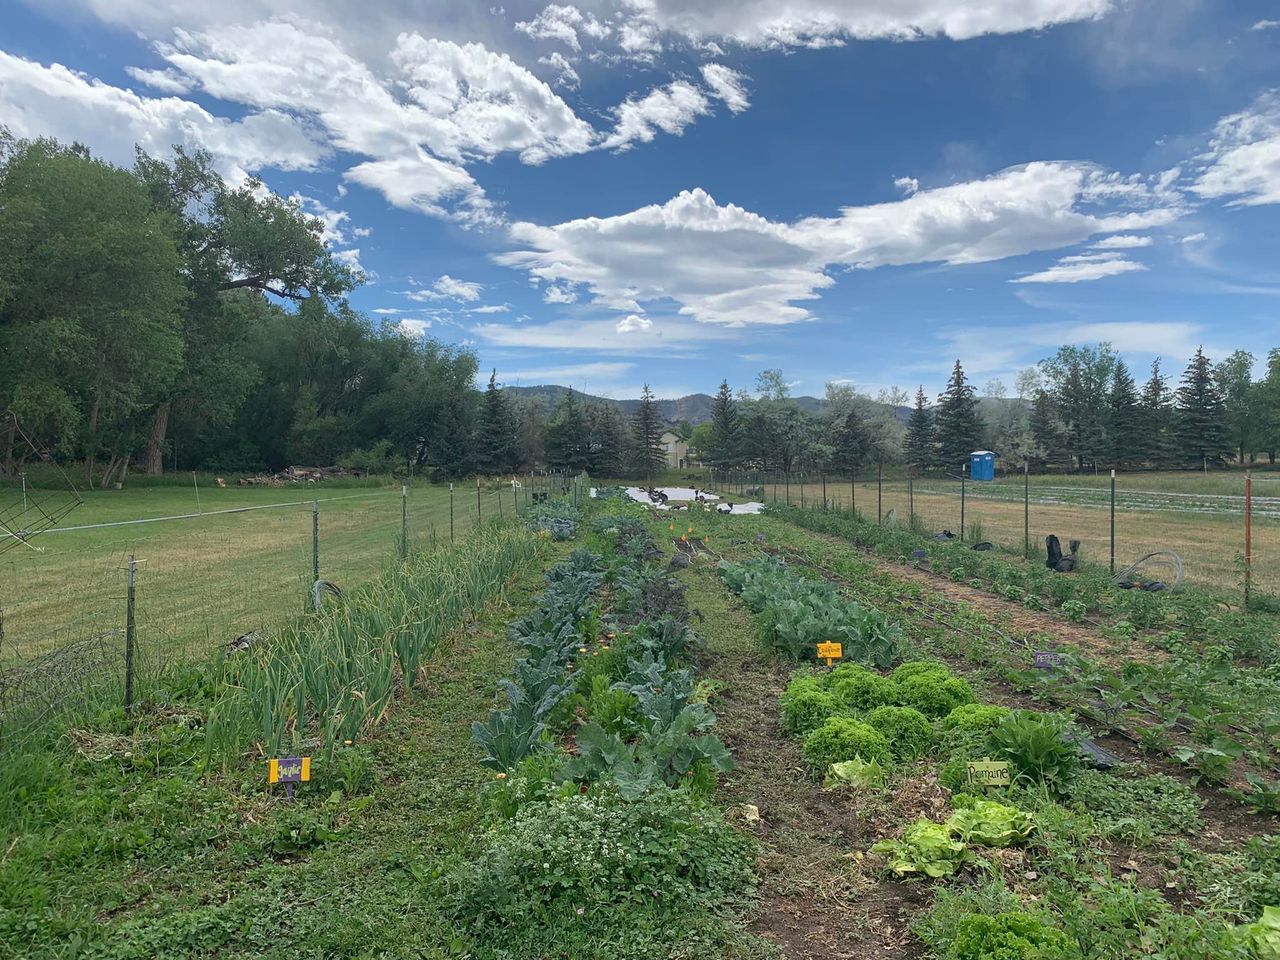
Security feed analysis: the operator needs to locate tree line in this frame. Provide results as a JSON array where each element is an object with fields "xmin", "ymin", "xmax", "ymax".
[{"xmin": 4, "ymin": 131, "xmax": 1278, "ymax": 486}]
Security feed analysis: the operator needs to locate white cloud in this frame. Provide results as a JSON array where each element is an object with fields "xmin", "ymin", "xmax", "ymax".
[
  {"xmin": 1181, "ymin": 231, "xmax": 1207, "ymax": 243},
  {"xmin": 515, "ymin": 4, "xmax": 610, "ymax": 50},
  {"xmin": 628, "ymin": 0, "xmax": 1113, "ymax": 47},
  {"xmin": 1010, "ymin": 252, "xmax": 1147, "ymax": 283},
  {"xmin": 894, "ymin": 176, "xmax": 920, "ymax": 195},
  {"xmin": 123, "ymin": 65, "xmax": 194, "ymax": 93},
  {"xmin": 599, "ymin": 80, "xmax": 711, "ymax": 151},
  {"xmin": 537, "ymin": 51, "xmax": 580, "ymax": 88},
  {"xmin": 502, "ymin": 361, "xmax": 635, "ymax": 386},
  {"xmin": 543, "ymin": 284, "xmax": 578, "ymax": 304},
  {"xmin": 1193, "ymin": 91, "xmax": 1280, "ymax": 206},
  {"xmin": 344, "ymin": 154, "xmax": 493, "ymax": 224},
  {"xmin": 372, "ymin": 307, "xmax": 405, "ymax": 314},
  {"xmin": 499, "ymin": 162, "xmax": 1183, "ymax": 326},
  {"xmin": 616, "ymin": 313, "xmax": 653, "ymax": 332},
  {"xmin": 1252, "ymin": 19, "xmax": 1280, "ymax": 31},
  {"xmin": 397, "ymin": 318, "xmax": 434, "ymax": 337},
  {"xmin": 432, "ymin": 274, "xmax": 484, "ymax": 301},
  {"xmin": 291, "ymin": 194, "xmax": 351, "ymax": 246},
  {"xmin": 469, "ymin": 303, "xmax": 511, "ymax": 313},
  {"xmin": 473, "ymin": 315, "xmax": 736, "ymax": 354},
  {"xmin": 699, "ymin": 63, "xmax": 750, "ymax": 113},
  {"xmin": 1090, "ymin": 234, "xmax": 1152, "ymax": 249},
  {"xmin": 352, "ymin": 226, "xmax": 372, "ymax": 237},
  {"xmin": 0, "ymin": 50, "xmax": 327, "ymax": 181}
]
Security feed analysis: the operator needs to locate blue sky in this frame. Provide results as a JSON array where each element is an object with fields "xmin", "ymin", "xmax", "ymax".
[{"xmin": 3, "ymin": 0, "xmax": 1279, "ymax": 400}]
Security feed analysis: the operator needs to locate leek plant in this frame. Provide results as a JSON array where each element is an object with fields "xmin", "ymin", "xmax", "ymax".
[{"xmin": 206, "ymin": 525, "xmax": 542, "ymax": 766}]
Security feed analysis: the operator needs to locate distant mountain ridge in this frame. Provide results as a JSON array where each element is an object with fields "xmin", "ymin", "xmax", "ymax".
[{"xmin": 507, "ymin": 385, "xmax": 877, "ymax": 426}]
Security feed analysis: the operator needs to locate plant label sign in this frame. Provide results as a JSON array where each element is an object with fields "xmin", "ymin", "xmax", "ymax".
[
  {"xmin": 269, "ymin": 756, "xmax": 311, "ymax": 800},
  {"xmin": 965, "ymin": 760, "xmax": 1012, "ymax": 789},
  {"xmin": 1033, "ymin": 651, "xmax": 1064, "ymax": 670},
  {"xmin": 816, "ymin": 641, "xmax": 842, "ymax": 666}
]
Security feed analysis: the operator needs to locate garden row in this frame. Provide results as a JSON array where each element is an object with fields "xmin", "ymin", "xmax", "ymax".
[
  {"xmin": 451, "ymin": 500, "xmax": 767, "ymax": 956},
  {"xmin": 768, "ymin": 504, "xmax": 1280, "ymax": 804},
  {"xmin": 714, "ymin": 548, "xmax": 1279, "ymax": 959}
]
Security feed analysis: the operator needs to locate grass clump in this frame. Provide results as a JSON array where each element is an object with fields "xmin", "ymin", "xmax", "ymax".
[{"xmin": 803, "ymin": 716, "xmax": 892, "ymax": 775}]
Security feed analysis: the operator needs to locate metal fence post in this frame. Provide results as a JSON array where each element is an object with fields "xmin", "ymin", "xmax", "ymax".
[
  {"xmin": 877, "ymin": 461, "xmax": 883, "ymax": 524},
  {"xmin": 1245, "ymin": 470, "xmax": 1253, "ymax": 608},
  {"xmin": 800, "ymin": 474, "xmax": 805, "ymax": 509},
  {"xmin": 851, "ymin": 476, "xmax": 856, "ymax": 517},
  {"xmin": 960, "ymin": 477, "xmax": 966, "ymax": 541},
  {"xmin": 1024, "ymin": 461, "xmax": 1030, "ymax": 559},
  {"xmin": 311, "ymin": 499, "xmax": 320, "ymax": 584},
  {"xmin": 908, "ymin": 475, "xmax": 914, "ymax": 528},
  {"xmin": 1109, "ymin": 469, "xmax": 1116, "ymax": 575},
  {"xmin": 822, "ymin": 474, "xmax": 827, "ymax": 510},
  {"xmin": 400, "ymin": 485, "xmax": 408, "ymax": 560},
  {"xmin": 449, "ymin": 483, "xmax": 455, "ymax": 543},
  {"xmin": 124, "ymin": 554, "xmax": 138, "ymax": 716},
  {"xmin": 785, "ymin": 472, "xmax": 791, "ymax": 506},
  {"xmin": 477, "ymin": 479, "xmax": 482, "ymax": 524}
]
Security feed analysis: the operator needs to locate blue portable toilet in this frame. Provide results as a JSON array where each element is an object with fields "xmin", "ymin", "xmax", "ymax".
[{"xmin": 969, "ymin": 450, "xmax": 996, "ymax": 482}]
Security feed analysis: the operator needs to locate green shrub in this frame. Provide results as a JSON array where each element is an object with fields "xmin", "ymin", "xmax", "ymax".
[
  {"xmin": 458, "ymin": 790, "xmax": 754, "ymax": 921},
  {"xmin": 865, "ymin": 705, "xmax": 934, "ymax": 759},
  {"xmin": 892, "ymin": 660, "xmax": 952, "ymax": 683},
  {"xmin": 781, "ymin": 688, "xmax": 845, "ymax": 737},
  {"xmin": 897, "ymin": 673, "xmax": 977, "ymax": 718},
  {"xmin": 944, "ymin": 911, "xmax": 1075, "ymax": 959},
  {"xmin": 829, "ymin": 665, "xmax": 898, "ymax": 711},
  {"xmin": 944, "ymin": 703, "xmax": 1011, "ymax": 734},
  {"xmin": 990, "ymin": 711, "xmax": 1079, "ymax": 789},
  {"xmin": 803, "ymin": 717, "xmax": 892, "ymax": 775}
]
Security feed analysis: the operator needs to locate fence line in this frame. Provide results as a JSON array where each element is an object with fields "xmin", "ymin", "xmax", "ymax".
[{"xmin": 705, "ymin": 465, "xmax": 1275, "ymax": 603}]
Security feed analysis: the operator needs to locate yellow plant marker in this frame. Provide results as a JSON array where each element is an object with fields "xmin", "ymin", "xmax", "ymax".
[
  {"xmin": 268, "ymin": 756, "xmax": 311, "ymax": 800},
  {"xmin": 816, "ymin": 641, "xmax": 842, "ymax": 666},
  {"xmin": 964, "ymin": 760, "xmax": 1012, "ymax": 789}
]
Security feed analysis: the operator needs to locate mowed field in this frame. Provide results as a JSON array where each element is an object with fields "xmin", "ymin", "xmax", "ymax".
[
  {"xmin": 712, "ymin": 470, "xmax": 1277, "ymax": 598},
  {"xmin": 0, "ymin": 480, "xmax": 522, "ymax": 666}
]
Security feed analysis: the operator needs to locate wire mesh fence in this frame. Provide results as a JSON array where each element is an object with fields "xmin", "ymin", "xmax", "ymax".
[
  {"xmin": 0, "ymin": 474, "xmax": 558, "ymax": 749},
  {"xmin": 705, "ymin": 466, "xmax": 1276, "ymax": 602}
]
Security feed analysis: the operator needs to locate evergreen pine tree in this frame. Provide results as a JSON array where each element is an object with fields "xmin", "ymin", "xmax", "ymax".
[
  {"xmin": 935, "ymin": 360, "xmax": 984, "ymax": 473},
  {"xmin": 586, "ymin": 402, "xmax": 629, "ymax": 476},
  {"xmin": 708, "ymin": 379, "xmax": 741, "ymax": 468},
  {"xmin": 903, "ymin": 386, "xmax": 936, "ymax": 472},
  {"xmin": 475, "ymin": 369, "xmax": 519, "ymax": 474},
  {"xmin": 829, "ymin": 408, "xmax": 873, "ymax": 476},
  {"xmin": 1138, "ymin": 359, "xmax": 1176, "ymax": 467},
  {"xmin": 1105, "ymin": 360, "xmax": 1141, "ymax": 468},
  {"xmin": 631, "ymin": 384, "xmax": 665, "ymax": 480},
  {"xmin": 544, "ymin": 388, "xmax": 590, "ymax": 471},
  {"xmin": 1175, "ymin": 347, "xmax": 1229, "ymax": 467},
  {"xmin": 1029, "ymin": 388, "xmax": 1067, "ymax": 468}
]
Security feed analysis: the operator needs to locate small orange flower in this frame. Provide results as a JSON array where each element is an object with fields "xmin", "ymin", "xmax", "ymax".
[
  {"xmin": 496, "ymin": 772, "xmax": 507, "ymax": 780},
  {"xmin": 687, "ymin": 526, "xmax": 693, "ymax": 533}
]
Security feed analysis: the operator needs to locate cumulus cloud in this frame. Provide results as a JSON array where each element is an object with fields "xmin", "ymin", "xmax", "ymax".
[
  {"xmin": 1010, "ymin": 251, "xmax": 1147, "ymax": 283},
  {"xmin": 1252, "ymin": 19, "xmax": 1280, "ymax": 31},
  {"xmin": 515, "ymin": 4, "xmax": 610, "ymax": 50},
  {"xmin": 616, "ymin": 313, "xmax": 653, "ymax": 332},
  {"xmin": 0, "ymin": 50, "xmax": 326, "ymax": 181},
  {"xmin": 123, "ymin": 65, "xmax": 194, "ymax": 93},
  {"xmin": 623, "ymin": 0, "xmax": 1113, "ymax": 47},
  {"xmin": 699, "ymin": 63, "xmax": 750, "ymax": 113},
  {"xmin": 404, "ymin": 274, "xmax": 485, "ymax": 302},
  {"xmin": 543, "ymin": 284, "xmax": 578, "ymax": 303},
  {"xmin": 894, "ymin": 176, "xmax": 920, "ymax": 195},
  {"xmin": 499, "ymin": 162, "xmax": 1183, "ymax": 325},
  {"xmin": 600, "ymin": 80, "xmax": 711, "ymax": 151},
  {"xmin": 1090, "ymin": 234, "xmax": 1152, "ymax": 249},
  {"xmin": 1193, "ymin": 91, "xmax": 1280, "ymax": 206},
  {"xmin": 537, "ymin": 51, "xmax": 580, "ymax": 88}
]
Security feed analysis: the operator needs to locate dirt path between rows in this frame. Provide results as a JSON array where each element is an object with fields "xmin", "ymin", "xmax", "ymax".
[{"xmin": 681, "ymin": 562, "xmax": 932, "ymax": 959}]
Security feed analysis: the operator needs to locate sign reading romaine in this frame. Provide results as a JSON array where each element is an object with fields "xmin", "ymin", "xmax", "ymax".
[
  {"xmin": 964, "ymin": 759, "xmax": 1011, "ymax": 788},
  {"xmin": 269, "ymin": 756, "xmax": 311, "ymax": 800},
  {"xmin": 816, "ymin": 641, "xmax": 843, "ymax": 665}
]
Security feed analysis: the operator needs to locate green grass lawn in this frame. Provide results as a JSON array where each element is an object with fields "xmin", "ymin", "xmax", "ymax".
[{"xmin": 0, "ymin": 481, "xmax": 526, "ymax": 666}]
